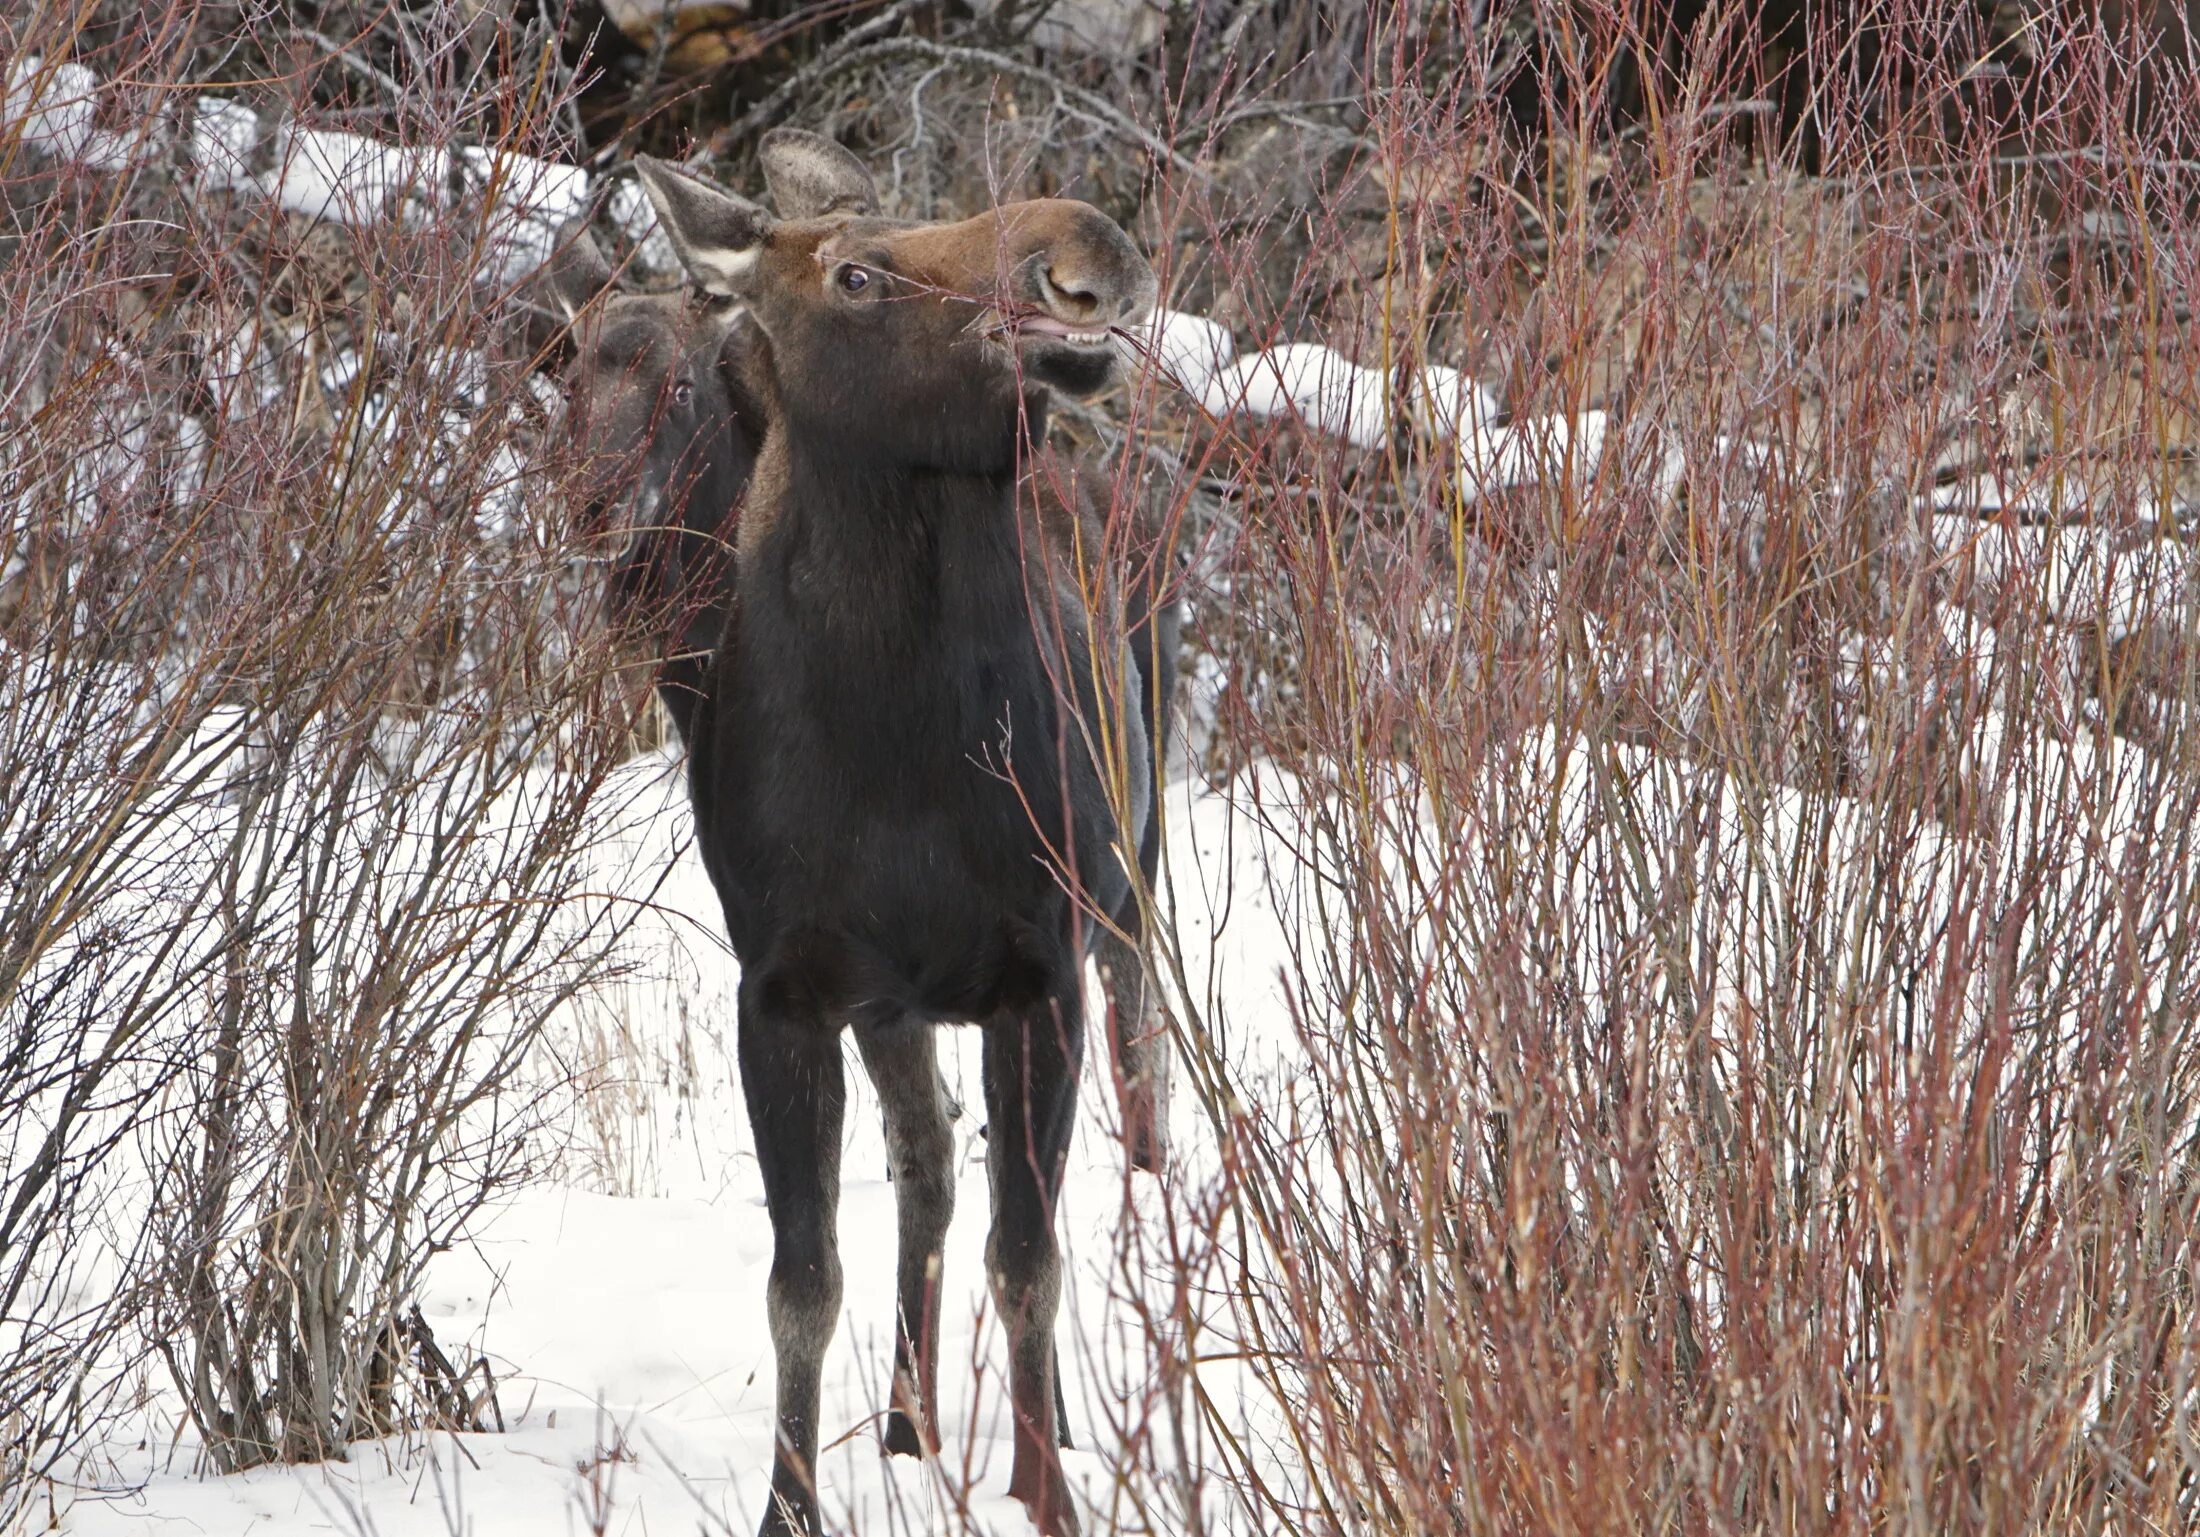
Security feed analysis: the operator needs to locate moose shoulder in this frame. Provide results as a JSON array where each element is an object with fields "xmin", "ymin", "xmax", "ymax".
[{"xmin": 636, "ymin": 133, "xmax": 1173, "ymax": 1537}]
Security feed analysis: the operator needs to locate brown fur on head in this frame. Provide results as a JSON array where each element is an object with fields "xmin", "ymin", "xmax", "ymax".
[
  {"xmin": 635, "ymin": 132, "xmax": 1156, "ymax": 476},
  {"xmin": 523, "ymin": 226, "xmax": 764, "ymax": 748},
  {"xmin": 526, "ymin": 227, "xmax": 758, "ymax": 560}
]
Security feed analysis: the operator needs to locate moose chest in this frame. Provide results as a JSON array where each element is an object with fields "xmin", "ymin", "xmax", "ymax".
[{"xmin": 693, "ymin": 501, "xmax": 1115, "ymax": 1016}]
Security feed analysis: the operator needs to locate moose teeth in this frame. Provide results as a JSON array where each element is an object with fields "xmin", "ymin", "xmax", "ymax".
[{"xmin": 1025, "ymin": 325, "xmax": 1107, "ymax": 344}]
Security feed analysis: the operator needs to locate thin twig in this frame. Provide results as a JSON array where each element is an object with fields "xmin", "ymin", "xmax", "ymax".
[
  {"xmin": 703, "ymin": 0, "xmax": 930, "ymax": 161},
  {"xmin": 1183, "ymin": 94, "xmax": 1363, "ymax": 147},
  {"xmin": 287, "ymin": 29, "xmax": 408, "ymax": 102},
  {"xmin": 713, "ymin": 33, "xmax": 1210, "ymax": 185}
]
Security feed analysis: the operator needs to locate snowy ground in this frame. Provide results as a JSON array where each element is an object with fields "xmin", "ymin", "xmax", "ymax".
[
  {"xmin": 39, "ymin": 692, "xmax": 2193, "ymax": 1535},
  {"xmin": 53, "ymin": 750, "xmax": 1299, "ymax": 1537}
]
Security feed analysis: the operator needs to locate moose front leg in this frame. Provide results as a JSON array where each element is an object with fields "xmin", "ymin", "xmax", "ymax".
[
  {"xmin": 739, "ymin": 974, "xmax": 847, "ymax": 1537},
  {"xmin": 983, "ymin": 993, "xmax": 1084, "ymax": 1537},
  {"xmin": 853, "ymin": 1019, "xmax": 955, "ymax": 1458}
]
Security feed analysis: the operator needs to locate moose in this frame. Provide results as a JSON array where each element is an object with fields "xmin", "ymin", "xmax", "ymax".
[
  {"xmin": 526, "ymin": 231, "xmax": 765, "ymax": 747},
  {"xmin": 599, "ymin": 133, "xmax": 1173, "ymax": 1537}
]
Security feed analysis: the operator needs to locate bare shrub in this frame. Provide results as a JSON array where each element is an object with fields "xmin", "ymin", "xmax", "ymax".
[
  {"xmin": 1105, "ymin": 3, "xmax": 2200, "ymax": 1532},
  {"xmin": 0, "ymin": 0, "xmax": 645, "ymax": 1505}
]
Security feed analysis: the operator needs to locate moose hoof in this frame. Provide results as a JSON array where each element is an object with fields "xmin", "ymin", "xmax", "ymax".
[{"xmin": 882, "ymin": 1406, "xmax": 931, "ymax": 1459}]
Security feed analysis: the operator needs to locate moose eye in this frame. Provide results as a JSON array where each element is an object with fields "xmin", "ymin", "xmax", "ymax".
[
  {"xmin": 837, "ymin": 265, "xmax": 871, "ymax": 294},
  {"xmin": 672, "ymin": 380, "xmax": 695, "ymax": 406}
]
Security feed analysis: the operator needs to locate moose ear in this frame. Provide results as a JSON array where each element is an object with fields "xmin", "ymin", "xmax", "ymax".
[
  {"xmin": 758, "ymin": 128, "xmax": 878, "ymax": 219},
  {"xmin": 517, "ymin": 224, "xmax": 616, "ymax": 359},
  {"xmin": 534, "ymin": 225, "xmax": 617, "ymax": 322},
  {"xmin": 634, "ymin": 156, "xmax": 775, "ymax": 296}
]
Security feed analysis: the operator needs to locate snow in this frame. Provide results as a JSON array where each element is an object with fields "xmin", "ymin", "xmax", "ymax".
[
  {"xmin": 1203, "ymin": 342, "xmax": 1394, "ymax": 448},
  {"xmin": 1924, "ymin": 476, "xmax": 2194, "ymax": 642},
  {"xmin": 6, "ymin": 59, "xmax": 102, "ymax": 163},
  {"xmin": 1457, "ymin": 406, "xmax": 1613, "ymax": 492},
  {"xmin": 10, "ymin": 61, "xmax": 588, "ymax": 288},
  {"xmin": 463, "ymin": 147, "xmax": 596, "ymax": 285},
  {"xmin": 1126, "ymin": 320, "xmax": 1606, "ymax": 494},
  {"xmin": 265, "ymin": 124, "xmax": 444, "ymax": 224},
  {"xmin": 460, "ymin": 146, "xmax": 590, "ymax": 220},
  {"xmin": 1120, "ymin": 308, "xmax": 1236, "ymax": 398},
  {"xmin": 187, "ymin": 97, "xmax": 262, "ymax": 190},
  {"xmin": 50, "ymin": 752, "xmax": 1302, "ymax": 1536},
  {"xmin": 1411, "ymin": 363, "xmax": 1501, "ymax": 439}
]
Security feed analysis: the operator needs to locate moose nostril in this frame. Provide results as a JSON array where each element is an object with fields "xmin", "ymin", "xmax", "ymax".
[{"xmin": 1041, "ymin": 263, "xmax": 1103, "ymax": 321}]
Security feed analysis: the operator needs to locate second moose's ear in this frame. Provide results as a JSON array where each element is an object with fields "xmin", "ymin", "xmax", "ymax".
[
  {"xmin": 634, "ymin": 157, "xmax": 776, "ymax": 297},
  {"xmin": 518, "ymin": 224, "xmax": 618, "ymax": 361},
  {"xmin": 534, "ymin": 225, "xmax": 617, "ymax": 324}
]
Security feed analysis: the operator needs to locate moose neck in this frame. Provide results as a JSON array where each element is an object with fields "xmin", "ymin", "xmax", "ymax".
[
  {"xmin": 653, "ymin": 537, "xmax": 734, "ymax": 745},
  {"xmin": 782, "ymin": 440, "xmax": 1007, "ymax": 594},
  {"xmin": 759, "ymin": 382, "xmax": 1055, "ymax": 613}
]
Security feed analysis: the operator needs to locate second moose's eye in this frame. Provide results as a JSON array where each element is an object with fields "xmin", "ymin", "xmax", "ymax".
[
  {"xmin": 837, "ymin": 265, "xmax": 870, "ymax": 295},
  {"xmin": 672, "ymin": 378, "xmax": 695, "ymax": 406}
]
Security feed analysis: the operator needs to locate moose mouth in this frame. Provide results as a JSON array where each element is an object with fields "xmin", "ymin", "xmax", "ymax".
[{"xmin": 994, "ymin": 311, "xmax": 1117, "ymax": 348}]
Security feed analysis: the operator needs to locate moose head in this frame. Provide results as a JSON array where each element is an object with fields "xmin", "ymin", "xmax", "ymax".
[
  {"xmin": 528, "ymin": 231, "xmax": 758, "ymax": 566},
  {"xmin": 525, "ymin": 229, "xmax": 763, "ymax": 746},
  {"xmin": 635, "ymin": 131, "xmax": 1156, "ymax": 476}
]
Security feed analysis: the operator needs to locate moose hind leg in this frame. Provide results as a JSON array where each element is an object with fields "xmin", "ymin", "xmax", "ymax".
[
  {"xmin": 853, "ymin": 1019, "xmax": 955, "ymax": 1458},
  {"xmin": 1098, "ymin": 913, "xmax": 1170, "ymax": 1175},
  {"xmin": 983, "ymin": 995, "xmax": 1084, "ymax": 1537},
  {"xmin": 740, "ymin": 974, "xmax": 847, "ymax": 1537},
  {"xmin": 1106, "ymin": 579, "xmax": 1178, "ymax": 1177}
]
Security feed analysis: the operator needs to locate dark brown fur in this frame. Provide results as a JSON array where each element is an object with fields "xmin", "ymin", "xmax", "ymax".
[{"xmin": 527, "ymin": 233, "xmax": 764, "ymax": 745}]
